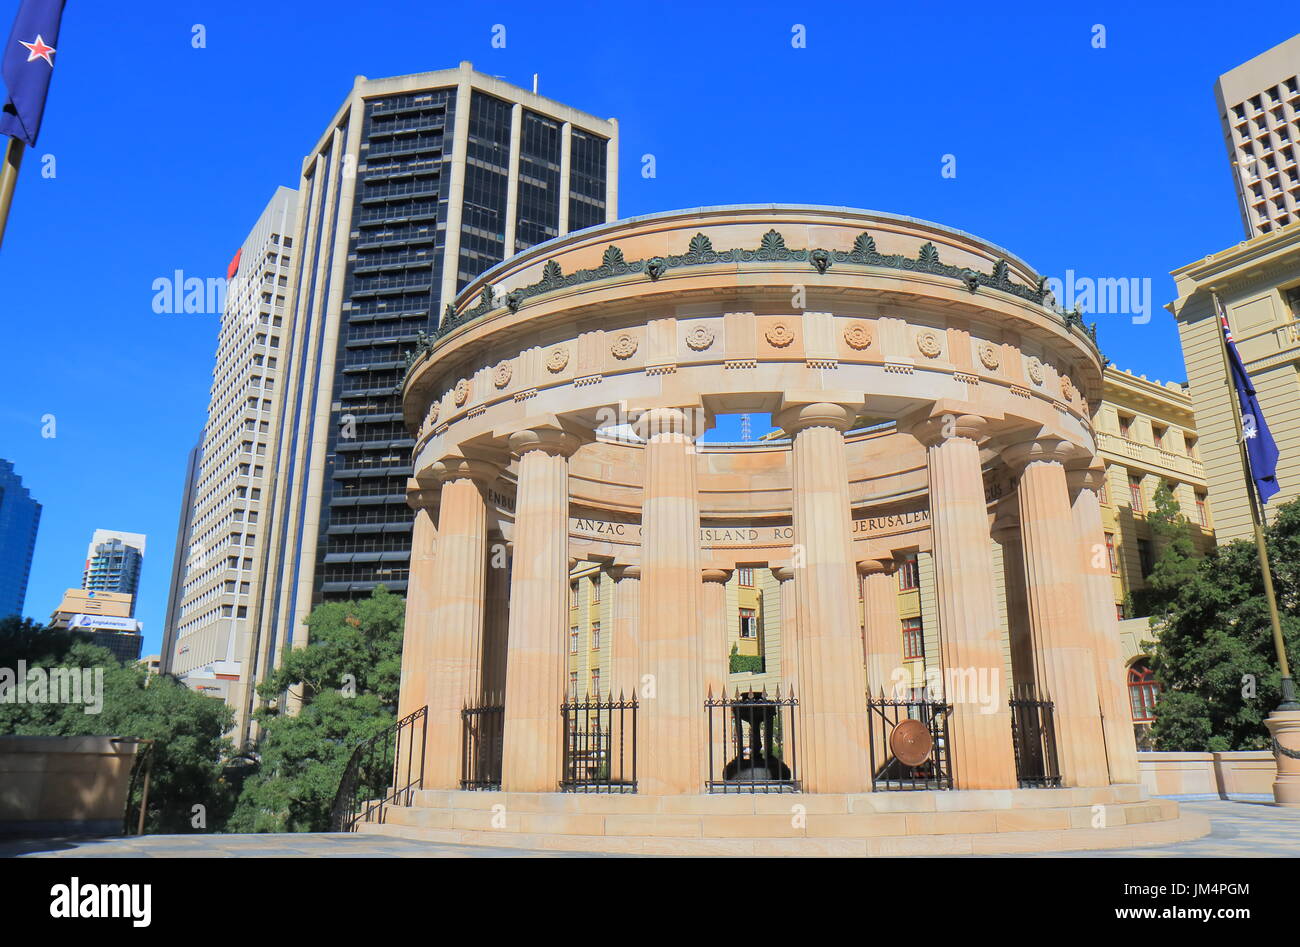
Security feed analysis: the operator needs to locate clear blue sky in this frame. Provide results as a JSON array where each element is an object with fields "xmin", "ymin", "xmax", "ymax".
[{"xmin": 0, "ymin": 1, "xmax": 1292, "ymax": 657}]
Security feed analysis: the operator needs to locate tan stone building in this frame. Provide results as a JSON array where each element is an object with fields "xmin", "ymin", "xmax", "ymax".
[{"xmin": 1168, "ymin": 223, "xmax": 1300, "ymax": 543}]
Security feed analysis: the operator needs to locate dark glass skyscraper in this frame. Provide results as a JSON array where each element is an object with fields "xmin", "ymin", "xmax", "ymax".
[
  {"xmin": 0, "ymin": 459, "xmax": 41, "ymax": 619},
  {"xmin": 247, "ymin": 63, "xmax": 617, "ymax": 745}
]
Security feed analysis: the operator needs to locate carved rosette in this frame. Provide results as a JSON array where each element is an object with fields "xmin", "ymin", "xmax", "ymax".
[
  {"xmin": 978, "ymin": 341, "xmax": 1000, "ymax": 371},
  {"xmin": 1060, "ymin": 374, "xmax": 1074, "ymax": 401},
  {"xmin": 765, "ymin": 322, "xmax": 795, "ymax": 348},
  {"xmin": 545, "ymin": 345, "xmax": 570, "ymax": 373},
  {"xmin": 685, "ymin": 324, "xmax": 715, "ymax": 351},
  {"xmin": 425, "ymin": 400, "xmax": 441, "ymax": 433},
  {"xmin": 453, "ymin": 378, "xmax": 470, "ymax": 406},
  {"xmin": 844, "ymin": 323, "xmax": 872, "ymax": 351},
  {"xmin": 916, "ymin": 330, "xmax": 942, "ymax": 358},
  {"xmin": 611, "ymin": 332, "xmax": 638, "ymax": 359},
  {"xmin": 1027, "ymin": 357, "xmax": 1045, "ymax": 385},
  {"xmin": 493, "ymin": 361, "xmax": 512, "ymax": 388}
]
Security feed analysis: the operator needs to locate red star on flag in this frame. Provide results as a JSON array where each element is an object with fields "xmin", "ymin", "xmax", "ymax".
[{"xmin": 20, "ymin": 34, "xmax": 55, "ymax": 67}]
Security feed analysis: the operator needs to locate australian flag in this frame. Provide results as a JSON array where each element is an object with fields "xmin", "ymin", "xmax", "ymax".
[
  {"xmin": 0, "ymin": 0, "xmax": 65, "ymax": 146},
  {"xmin": 1221, "ymin": 308, "xmax": 1281, "ymax": 503}
]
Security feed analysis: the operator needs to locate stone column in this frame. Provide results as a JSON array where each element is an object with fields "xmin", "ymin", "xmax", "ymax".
[
  {"xmin": 991, "ymin": 511, "xmax": 1036, "ymax": 693},
  {"xmin": 770, "ymin": 566, "xmax": 798, "ymax": 690},
  {"xmin": 423, "ymin": 457, "xmax": 497, "ymax": 790},
  {"xmin": 481, "ymin": 536, "xmax": 511, "ymax": 703},
  {"xmin": 915, "ymin": 414, "xmax": 1018, "ymax": 790},
  {"xmin": 501, "ymin": 428, "xmax": 581, "ymax": 793},
  {"xmin": 609, "ymin": 565, "xmax": 640, "ymax": 698},
  {"xmin": 397, "ymin": 491, "xmax": 438, "ymax": 722},
  {"xmin": 1067, "ymin": 464, "xmax": 1139, "ymax": 784},
  {"xmin": 859, "ymin": 559, "xmax": 903, "ymax": 698},
  {"xmin": 701, "ymin": 568, "xmax": 733, "ymax": 697},
  {"xmin": 1005, "ymin": 437, "xmax": 1108, "ymax": 788},
  {"xmin": 636, "ymin": 407, "xmax": 705, "ymax": 795},
  {"xmin": 774, "ymin": 402, "xmax": 870, "ymax": 794}
]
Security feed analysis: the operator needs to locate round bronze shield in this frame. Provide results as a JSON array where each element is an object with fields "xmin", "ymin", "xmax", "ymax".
[{"xmin": 890, "ymin": 719, "xmax": 933, "ymax": 767}]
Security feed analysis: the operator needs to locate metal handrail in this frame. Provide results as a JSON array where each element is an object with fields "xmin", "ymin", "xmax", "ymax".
[{"xmin": 329, "ymin": 705, "xmax": 427, "ymax": 832}]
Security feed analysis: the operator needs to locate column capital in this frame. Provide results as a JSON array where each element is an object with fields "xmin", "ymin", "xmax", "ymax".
[
  {"xmin": 406, "ymin": 477, "xmax": 439, "ymax": 510},
  {"xmin": 990, "ymin": 495, "xmax": 1021, "ymax": 544},
  {"xmin": 773, "ymin": 401, "xmax": 858, "ymax": 436},
  {"xmin": 1064, "ymin": 457, "xmax": 1107, "ymax": 493},
  {"xmin": 631, "ymin": 406, "xmax": 706, "ymax": 441},
  {"xmin": 1002, "ymin": 435, "xmax": 1082, "ymax": 472},
  {"xmin": 911, "ymin": 413, "xmax": 989, "ymax": 447},
  {"xmin": 508, "ymin": 426, "xmax": 584, "ymax": 458},
  {"xmin": 770, "ymin": 565, "xmax": 794, "ymax": 583},
  {"xmin": 430, "ymin": 455, "xmax": 501, "ymax": 485},
  {"xmin": 702, "ymin": 567, "xmax": 733, "ymax": 584},
  {"xmin": 856, "ymin": 558, "xmax": 897, "ymax": 577},
  {"xmin": 610, "ymin": 564, "xmax": 641, "ymax": 581}
]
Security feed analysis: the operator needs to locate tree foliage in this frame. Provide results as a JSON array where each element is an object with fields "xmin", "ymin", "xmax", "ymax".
[
  {"xmin": 1148, "ymin": 498, "xmax": 1300, "ymax": 751},
  {"xmin": 1131, "ymin": 482, "xmax": 1201, "ymax": 619},
  {"xmin": 0, "ymin": 616, "xmax": 236, "ymax": 833},
  {"xmin": 228, "ymin": 587, "xmax": 405, "ymax": 833}
]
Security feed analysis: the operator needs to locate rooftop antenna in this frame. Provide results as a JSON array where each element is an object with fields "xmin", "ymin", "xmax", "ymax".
[{"xmin": 533, "ymin": 73, "xmax": 539, "ymax": 94}]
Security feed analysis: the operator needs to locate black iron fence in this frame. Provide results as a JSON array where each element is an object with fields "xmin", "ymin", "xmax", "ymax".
[
  {"xmin": 866, "ymin": 692, "xmax": 954, "ymax": 790},
  {"xmin": 706, "ymin": 689, "xmax": 800, "ymax": 793},
  {"xmin": 461, "ymin": 700, "xmax": 504, "ymax": 790},
  {"xmin": 330, "ymin": 705, "xmax": 427, "ymax": 831},
  {"xmin": 1009, "ymin": 687, "xmax": 1062, "ymax": 788},
  {"xmin": 561, "ymin": 693, "xmax": 638, "ymax": 792}
]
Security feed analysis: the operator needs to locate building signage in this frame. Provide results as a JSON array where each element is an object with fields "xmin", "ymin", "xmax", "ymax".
[{"xmin": 567, "ymin": 508, "xmax": 932, "ymax": 547}]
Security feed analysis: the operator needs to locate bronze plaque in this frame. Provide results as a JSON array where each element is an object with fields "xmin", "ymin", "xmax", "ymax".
[{"xmin": 890, "ymin": 718, "xmax": 933, "ymax": 767}]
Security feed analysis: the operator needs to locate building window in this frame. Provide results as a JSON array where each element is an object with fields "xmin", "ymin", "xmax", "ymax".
[
  {"xmin": 1116, "ymin": 602, "xmax": 1126, "ymax": 621},
  {"xmin": 569, "ymin": 671, "xmax": 579, "ymax": 694},
  {"xmin": 590, "ymin": 668, "xmax": 601, "ymax": 696},
  {"xmin": 569, "ymin": 626, "xmax": 579, "ymax": 654},
  {"xmin": 1151, "ymin": 424, "xmax": 1166, "ymax": 448},
  {"xmin": 1128, "ymin": 662, "xmax": 1160, "ymax": 722},
  {"xmin": 1098, "ymin": 472, "xmax": 1109, "ymax": 505},
  {"xmin": 1118, "ymin": 413, "xmax": 1133, "ymax": 438},
  {"xmin": 1196, "ymin": 493, "xmax": 1208, "ymax": 527},
  {"xmin": 590, "ymin": 578, "xmax": 600, "ymax": 604},
  {"xmin": 569, "ymin": 583, "xmax": 577, "ymax": 608},
  {"xmin": 1129, "ymin": 475, "xmax": 1144, "ymax": 512},
  {"xmin": 737, "ymin": 567, "xmax": 754, "ymax": 587},
  {"xmin": 1105, "ymin": 533, "xmax": 1119, "ymax": 573},
  {"xmin": 1184, "ymin": 434, "xmax": 1198, "ymax": 458},
  {"xmin": 901, "ymin": 617, "xmax": 924, "ymax": 660},
  {"xmin": 591, "ymin": 622, "xmax": 601, "ymax": 651},
  {"xmin": 738, "ymin": 607, "xmax": 757, "ymax": 639},
  {"xmin": 898, "ymin": 554, "xmax": 919, "ymax": 591},
  {"xmin": 1137, "ymin": 539, "xmax": 1154, "ymax": 578}
]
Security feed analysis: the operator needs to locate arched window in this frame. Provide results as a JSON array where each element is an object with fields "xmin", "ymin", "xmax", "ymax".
[{"xmin": 1128, "ymin": 661, "xmax": 1160, "ymax": 722}]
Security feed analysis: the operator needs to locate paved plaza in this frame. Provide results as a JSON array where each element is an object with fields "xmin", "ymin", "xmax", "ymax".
[{"xmin": 1, "ymin": 800, "xmax": 1296, "ymax": 858}]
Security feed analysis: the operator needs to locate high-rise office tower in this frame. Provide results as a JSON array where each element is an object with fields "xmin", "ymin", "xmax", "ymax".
[
  {"xmin": 160, "ymin": 434, "xmax": 202, "ymax": 675},
  {"xmin": 249, "ymin": 63, "xmax": 617, "ymax": 745},
  {"xmin": 0, "ymin": 458, "xmax": 41, "ymax": 618},
  {"xmin": 167, "ymin": 186, "xmax": 298, "ymax": 730},
  {"xmin": 82, "ymin": 529, "xmax": 146, "ymax": 612},
  {"xmin": 1215, "ymin": 33, "xmax": 1300, "ymax": 238}
]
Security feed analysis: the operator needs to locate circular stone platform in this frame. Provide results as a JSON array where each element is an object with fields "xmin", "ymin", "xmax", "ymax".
[{"xmin": 357, "ymin": 785, "xmax": 1210, "ymax": 856}]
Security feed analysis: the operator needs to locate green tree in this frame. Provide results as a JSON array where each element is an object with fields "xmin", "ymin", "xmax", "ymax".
[
  {"xmin": 228, "ymin": 586, "xmax": 405, "ymax": 833},
  {"xmin": 1148, "ymin": 498, "xmax": 1300, "ymax": 751},
  {"xmin": 1131, "ymin": 483, "xmax": 1201, "ymax": 618},
  {"xmin": 0, "ymin": 617, "xmax": 236, "ymax": 833}
]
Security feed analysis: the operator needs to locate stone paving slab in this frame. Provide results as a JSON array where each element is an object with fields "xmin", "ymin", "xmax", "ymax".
[{"xmin": 1, "ymin": 801, "xmax": 1295, "ymax": 858}]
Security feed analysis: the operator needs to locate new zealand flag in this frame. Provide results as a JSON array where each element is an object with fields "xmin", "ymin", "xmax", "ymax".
[{"xmin": 0, "ymin": 0, "xmax": 66, "ymax": 146}]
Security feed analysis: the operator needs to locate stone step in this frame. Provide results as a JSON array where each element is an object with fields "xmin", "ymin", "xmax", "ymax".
[{"xmin": 358, "ymin": 809, "xmax": 1211, "ymax": 856}]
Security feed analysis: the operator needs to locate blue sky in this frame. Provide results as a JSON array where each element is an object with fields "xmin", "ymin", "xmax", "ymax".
[{"xmin": 0, "ymin": 1, "xmax": 1293, "ymax": 656}]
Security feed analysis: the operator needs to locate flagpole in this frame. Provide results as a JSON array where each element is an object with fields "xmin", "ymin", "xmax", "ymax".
[
  {"xmin": 1211, "ymin": 291, "xmax": 1298, "ymax": 711},
  {"xmin": 0, "ymin": 135, "xmax": 25, "ymax": 250}
]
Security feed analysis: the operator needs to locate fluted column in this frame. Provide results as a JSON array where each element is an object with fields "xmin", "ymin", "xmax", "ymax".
[
  {"xmin": 501, "ymin": 428, "xmax": 581, "ymax": 792},
  {"xmin": 1068, "ymin": 463, "xmax": 1140, "ymax": 784},
  {"xmin": 915, "ymin": 413, "xmax": 1017, "ymax": 790},
  {"xmin": 636, "ymin": 407, "xmax": 705, "ymax": 795},
  {"xmin": 991, "ymin": 512, "xmax": 1036, "ymax": 693},
  {"xmin": 397, "ymin": 491, "xmax": 438, "ymax": 722},
  {"xmin": 701, "ymin": 568, "xmax": 733, "ymax": 697},
  {"xmin": 859, "ymin": 559, "xmax": 903, "ymax": 698},
  {"xmin": 1006, "ymin": 437, "xmax": 1108, "ymax": 787},
  {"xmin": 774, "ymin": 402, "xmax": 870, "ymax": 794},
  {"xmin": 609, "ymin": 565, "xmax": 640, "ymax": 698},
  {"xmin": 423, "ymin": 457, "xmax": 497, "ymax": 790},
  {"xmin": 771, "ymin": 566, "xmax": 798, "ymax": 689},
  {"xmin": 481, "ymin": 537, "xmax": 511, "ymax": 702}
]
